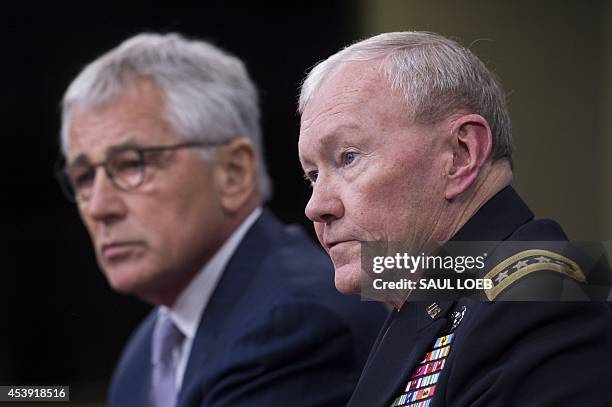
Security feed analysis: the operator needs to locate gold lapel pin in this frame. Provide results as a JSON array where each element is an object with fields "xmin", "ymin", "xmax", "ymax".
[{"xmin": 426, "ymin": 302, "xmax": 441, "ymax": 319}]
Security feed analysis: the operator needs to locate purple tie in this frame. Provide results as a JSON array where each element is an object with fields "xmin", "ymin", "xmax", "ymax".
[{"xmin": 150, "ymin": 316, "xmax": 184, "ymax": 407}]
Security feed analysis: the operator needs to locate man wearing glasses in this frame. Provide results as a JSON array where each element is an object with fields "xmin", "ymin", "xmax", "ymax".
[{"xmin": 56, "ymin": 33, "xmax": 386, "ymax": 407}]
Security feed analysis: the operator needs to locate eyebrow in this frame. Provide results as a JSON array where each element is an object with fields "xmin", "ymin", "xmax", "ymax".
[
  {"xmin": 299, "ymin": 122, "xmax": 361, "ymax": 168},
  {"xmin": 68, "ymin": 136, "xmax": 143, "ymax": 165}
]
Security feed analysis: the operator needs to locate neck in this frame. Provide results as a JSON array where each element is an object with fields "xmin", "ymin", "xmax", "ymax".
[{"xmin": 224, "ymin": 196, "xmax": 261, "ymax": 238}]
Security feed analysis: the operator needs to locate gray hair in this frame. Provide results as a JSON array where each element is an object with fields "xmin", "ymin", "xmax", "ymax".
[
  {"xmin": 299, "ymin": 31, "xmax": 512, "ymax": 165},
  {"xmin": 61, "ymin": 32, "xmax": 272, "ymax": 200}
]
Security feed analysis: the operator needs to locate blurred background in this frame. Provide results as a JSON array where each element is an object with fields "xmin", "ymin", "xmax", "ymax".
[{"xmin": 3, "ymin": 1, "xmax": 610, "ymax": 405}]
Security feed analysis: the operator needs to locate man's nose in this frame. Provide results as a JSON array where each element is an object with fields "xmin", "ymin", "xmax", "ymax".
[
  {"xmin": 81, "ymin": 168, "xmax": 127, "ymax": 223},
  {"xmin": 305, "ymin": 176, "xmax": 344, "ymax": 223}
]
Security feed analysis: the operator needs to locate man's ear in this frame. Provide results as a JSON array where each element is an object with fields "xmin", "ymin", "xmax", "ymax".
[
  {"xmin": 214, "ymin": 137, "xmax": 258, "ymax": 213},
  {"xmin": 445, "ymin": 114, "xmax": 492, "ymax": 200}
]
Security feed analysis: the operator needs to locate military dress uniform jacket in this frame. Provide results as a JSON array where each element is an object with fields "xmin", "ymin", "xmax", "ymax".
[{"xmin": 347, "ymin": 186, "xmax": 612, "ymax": 407}]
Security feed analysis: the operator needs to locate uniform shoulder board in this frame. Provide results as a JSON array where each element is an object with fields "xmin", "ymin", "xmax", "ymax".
[{"xmin": 483, "ymin": 249, "xmax": 585, "ymax": 301}]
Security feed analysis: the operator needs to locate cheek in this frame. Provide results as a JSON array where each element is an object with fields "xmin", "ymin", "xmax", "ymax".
[
  {"xmin": 355, "ymin": 161, "xmax": 437, "ymax": 238},
  {"xmin": 353, "ymin": 168, "xmax": 411, "ymax": 220},
  {"xmin": 78, "ymin": 210, "xmax": 106, "ymax": 250},
  {"xmin": 80, "ymin": 214, "xmax": 96, "ymax": 239},
  {"xmin": 158, "ymin": 188, "xmax": 222, "ymax": 256},
  {"xmin": 145, "ymin": 199, "xmax": 199, "ymax": 244}
]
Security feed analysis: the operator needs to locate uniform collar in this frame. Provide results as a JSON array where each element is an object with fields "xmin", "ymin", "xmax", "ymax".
[{"xmin": 451, "ymin": 185, "xmax": 533, "ymax": 242}]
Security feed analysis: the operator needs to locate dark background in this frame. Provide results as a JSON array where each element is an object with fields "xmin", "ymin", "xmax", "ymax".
[{"xmin": 3, "ymin": 3, "xmax": 356, "ymax": 402}]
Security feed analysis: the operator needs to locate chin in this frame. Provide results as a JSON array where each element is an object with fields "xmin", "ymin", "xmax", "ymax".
[
  {"xmin": 105, "ymin": 271, "xmax": 142, "ymax": 295},
  {"xmin": 102, "ymin": 261, "xmax": 152, "ymax": 296},
  {"xmin": 333, "ymin": 264, "xmax": 362, "ymax": 295}
]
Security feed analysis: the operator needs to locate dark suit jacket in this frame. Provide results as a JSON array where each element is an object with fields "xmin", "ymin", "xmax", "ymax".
[
  {"xmin": 108, "ymin": 209, "xmax": 388, "ymax": 406},
  {"xmin": 348, "ymin": 186, "xmax": 612, "ymax": 406}
]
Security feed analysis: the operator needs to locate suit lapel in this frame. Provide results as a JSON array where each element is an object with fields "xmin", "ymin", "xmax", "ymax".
[
  {"xmin": 133, "ymin": 338, "xmax": 153, "ymax": 406},
  {"xmin": 111, "ymin": 312, "xmax": 155, "ymax": 406},
  {"xmin": 348, "ymin": 301, "xmax": 454, "ymax": 407}
]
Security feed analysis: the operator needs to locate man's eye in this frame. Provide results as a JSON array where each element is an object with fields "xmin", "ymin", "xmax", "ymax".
[
  {"xmin": 72, "ymin": 169, "xmax": 95, "ymax": 188},
  {"xmin": 343, "ymin": 151, "xmax": 357, "ymax": 165},
  {"xmin": 114, "ymin": 158, "xmax": 143, "ymax": 173},
  {"xmin": 304, "ymin": 171, "xmax": 319, "ymax": 186}
]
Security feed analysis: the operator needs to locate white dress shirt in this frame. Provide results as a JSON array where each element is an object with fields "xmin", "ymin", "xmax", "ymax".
[{"xmin": 153, "ymin": 207, "xmax": 262, "ymax": 391}]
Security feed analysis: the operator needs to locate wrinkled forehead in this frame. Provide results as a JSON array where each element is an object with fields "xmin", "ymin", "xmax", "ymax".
[
  {"xmin": 64, "ymin": 77, "xmax": 168, "ymax": 151},
  {"xmin": 301, "ymin": 60, "xmax": 385, "ymax": 123},
  {"xmin": 299, "ymin": 60, "xmax": 411, "ymax": 159},
  {"xmin": 66, "ymin": 79, "xmax": 173, "ymax": 161}
]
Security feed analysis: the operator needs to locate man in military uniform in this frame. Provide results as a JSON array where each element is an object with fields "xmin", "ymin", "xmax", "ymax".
[{"xmin": 297, "ymin": 31, "xmax": 612, "ymax": 406}]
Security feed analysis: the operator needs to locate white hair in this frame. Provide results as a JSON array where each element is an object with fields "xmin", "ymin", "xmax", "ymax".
[
  {"xmin": 299, "ymin": 31, "xmax": 512, "ymax": 165},
  {"xmin": 61, "ymin": 32, "xmax": 272, "ymax": 199}
]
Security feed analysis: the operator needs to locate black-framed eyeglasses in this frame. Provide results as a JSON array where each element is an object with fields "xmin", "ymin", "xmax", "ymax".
[{"xmin": 55, "ymin": 141, "xmax": 220, "ymax": 203}]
